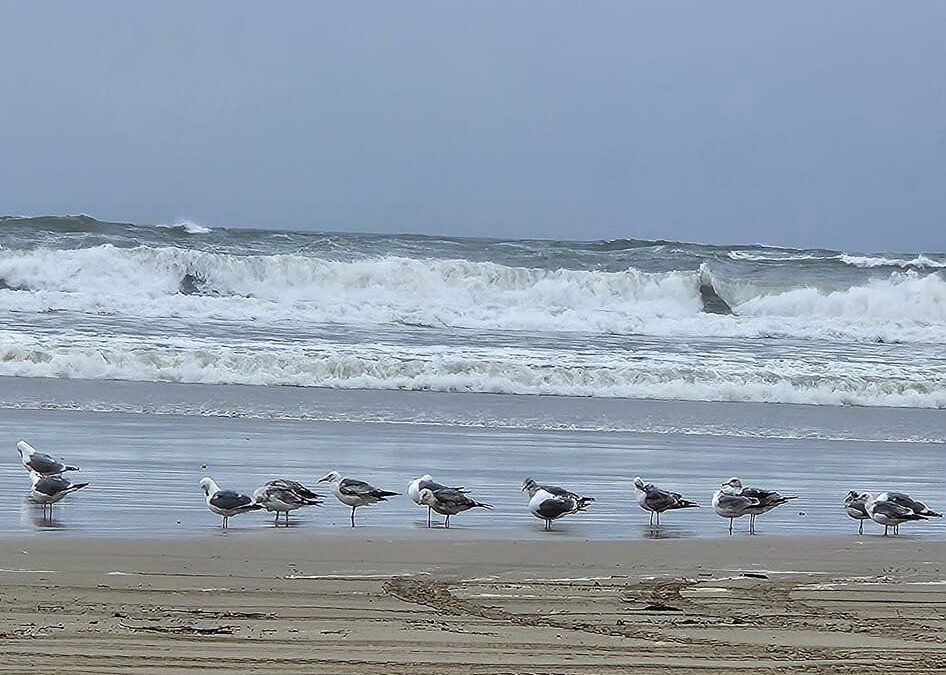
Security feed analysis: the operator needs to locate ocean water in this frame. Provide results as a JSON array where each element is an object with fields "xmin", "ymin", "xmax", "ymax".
[
  {"xmin": 1, "ymin": 215, "xmax": 944, "ymax": 538},
  {"xmin": 0, "ymin": 381, "xmax": 944, "ymax": 538},
  {"xmin": 1, "ymin": 215, "xmax": 944, "ymax": 409}
]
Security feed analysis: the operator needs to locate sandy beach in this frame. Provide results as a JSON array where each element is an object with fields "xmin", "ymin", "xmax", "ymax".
[{"xmin": 1, "ymin": 533, "xmax": 945, "ymax": 673}]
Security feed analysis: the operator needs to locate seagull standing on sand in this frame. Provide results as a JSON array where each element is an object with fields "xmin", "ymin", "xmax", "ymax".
[
  {"xmin": 522, "ymin": 477, "xmax": 594, "ymax": 531},
  {"xmin": 715, "ymin": 477, "xmax": 796, "ymax": 535},
  {"xmin": 253, "ymin": 479, "xmax": 324, "ymax": 526},
  {"xmin": 417, "ymin": 487, "xmax": 490, "ymax": 528},
  {"xmin": 633, "ymin": 476, "xmax": 699, "ymax": 527},
  {"xmin": 844, "ymin": 490, "xmax": 871, "ymax": 534},
  {"xmin": 17, "ymin": 440, "xmax": 78, "ymax": 476},
  {"xmin": 408, "ymin": 475, "xmax": 466, "ymax": 527},
  {"xmin": 319, "ymin": 471, "xmax": 398, "ymax": 527},
  {"xmin": 29, "ymin": 472, "xmax": 89, "ymax": 518},
  {"xmin": 713, "ymin": 477, "xmax": 794, "ymax": 535},
  {"xmin": 713, "ymin": 483, "xmax": 758, "ymax": 535},
  {"xmin": 865, "ymin": 491, "xmax": 942, "ymax": 536},
  {"xmin": 199, "ymin": 477, "xmax": 262, "ymax": 529}
]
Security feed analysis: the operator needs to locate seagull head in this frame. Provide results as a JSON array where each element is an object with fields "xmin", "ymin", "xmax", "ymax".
[
  {"xmin": 721, "ymin": 477, "xmax": 743, "ymax": 493},
  {"xmin": 521, "ymin": 478, "xmax": 538, "ymax": 495},
  {"xmin": 319, "ymin": 471, "xmax": 341, "ymax": 484},
  {"xmin": 420, "ymin": 474, "xmax": 434, "ymax": 482},
  {"xmin": 199, "ymin": 477, "xmax": 219, "ymax": 496},
  {"xmin": 16, "ymin": 440, "xmax": 33, "ymax": 459},
  {"xmin": 633, "ymin": 476, "xmax": 645, "ymax": 490},
  {"xmin": 844, "ymin": 490, "xmax": 861, "ymax": 503},
  {"xmin": 417, "ymin": 488, "xmax": 436, "ymax": 506}
]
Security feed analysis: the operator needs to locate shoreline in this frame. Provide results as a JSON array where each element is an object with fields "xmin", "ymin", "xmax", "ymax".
[
  {"xmin": 3, "ymin": 375, "xmax": 945, "ymax": 443},
  {"xmin": 2, "ymin": 535, "xmax": 945, "ymax": 673}
]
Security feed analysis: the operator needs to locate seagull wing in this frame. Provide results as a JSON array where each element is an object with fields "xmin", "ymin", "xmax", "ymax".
[
  {"xmin": 340, "ymin": 478, "xmax": 398, "ymax": 500},
  {"xmin": 535, "ymin": 496, "xmax": 577, "ymax": 520},
  {"xmin": 872, "ymin": 499, "xmax": 924, "ymax": 520},
  {"xmin": 25, "ymin": 452, "xmax": 65, "ymax": 475},
  {"xmin": 210, "ymin": 490, "xmax": 256, "ymax": 511}
]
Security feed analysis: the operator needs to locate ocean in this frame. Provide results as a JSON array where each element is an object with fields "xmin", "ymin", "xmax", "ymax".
[
  {"xmin": 1, "ymin": 214, "xmax": 944, "ymax": 409},
  {"xmin": 0, "ymin": 215, "xmax": 944, "ymax": 537}
]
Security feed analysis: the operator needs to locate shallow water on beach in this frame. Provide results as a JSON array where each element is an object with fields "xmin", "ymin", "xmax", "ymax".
[{"xmin": 1, "ymin": 379, "xmax": 943, "ymax": 540}]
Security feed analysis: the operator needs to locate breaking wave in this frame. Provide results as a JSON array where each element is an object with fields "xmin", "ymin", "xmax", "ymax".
[
  {"xmin": 729, "ymin": 248, "xmax": 946, "ymax": 269},
  {"xmin": 0, "ymin": 333, "xmax": 941, "ymax": 408},
  {"xmin": 157, "ymin": 220, "xmax": 213, "ymax": 235},
  {"xmin": 0, "ymin": 244, "xmax": 944, "ymax": 342}
]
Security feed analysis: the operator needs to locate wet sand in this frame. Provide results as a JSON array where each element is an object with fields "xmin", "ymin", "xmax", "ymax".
[
  {"xmin": 3, "ymin": 404, "xmax": 945, "ymax": 539},
  {"xmin": 1, "ymin": 533, "xmax": 945, "ymax": 673}
]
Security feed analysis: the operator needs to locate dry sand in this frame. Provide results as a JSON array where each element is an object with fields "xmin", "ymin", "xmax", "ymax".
[{"xmin": 1, "ymin": 531, "xmax": 945, "ymax": 673}]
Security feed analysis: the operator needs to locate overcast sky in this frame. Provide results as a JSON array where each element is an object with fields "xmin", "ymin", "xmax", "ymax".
[{"xmin": 1, "ymin": 1, "xmax": 944, "ymax": 251}]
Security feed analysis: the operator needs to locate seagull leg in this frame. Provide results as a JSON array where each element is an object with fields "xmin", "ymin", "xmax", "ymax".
[
  {"xmin": 445, "ymin": 515, "xmax": 450, "ymax": 529},
  {"xmin": 883, "ymin": 525, "xmax": 888, "ymax": 536},
  {"xmin": 350, "ymin": 506, "xmax": 356, "ymax": 528},
  {"xmin": 274, "ymin": 512, "xmax": 279, "ymax": 526},
  {"xmin": 749, "ymin": 514, "xmax": 755, "ymax": 535},
  {"xmin": 656, "ymin": 511, "xmax": 660, "ymax": 527},
  {"xmin": 858, "ymin": 520, "xmax": 863, "ymax": 535},
  {"xmin": 729, "ymin": 517, "xmax": 733, "ymax": 535},
  {"xmin": 222, "ymin": 516, "xmax": 228, "ymax": 530},
  {"xmin": 649, "ymin": 511, "xmax": 654, "ymax": 527},
  {"xmin": 427, "ymin": 507, "xmax": 432, "ymax": 528}
]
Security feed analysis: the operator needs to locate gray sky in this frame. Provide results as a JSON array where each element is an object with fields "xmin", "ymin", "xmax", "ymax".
[{"xmin": 1, "ymin": 1, "xmax": 944, "ymax": 251}]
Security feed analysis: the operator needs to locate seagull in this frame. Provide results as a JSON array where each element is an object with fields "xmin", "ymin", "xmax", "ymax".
[
  {"xmin": 521, "ymin": 478, "xmax": 594, "ymax": 509},
  {"xmin": 319, "ymin": 471, "xmax": 398, "ymax": 527},
  {"xmin": 865, "ymin": 491, "xmax": 941, "ymax": 536},
  {"xmin": 522, "ymin": 478, "xmax": 593, "ymax": 531},
  {"xmin": 17, "ymin": 440, "xmax": 78, "ymax": 476},
  {"xmin": 417, "ymin": 487, "xmax": 490, "ymax": 528},
  {"xmin": 633, "ymin": 476, "xmax": 699, "ymax": 526},
  {"xmin": 199, "ymin": 477, "xmax": 262, "ymax": 529},
  {"xmin": 29, "ymin": 472, "xmax": 89, "ymax": 518},
  {"xmin": 408, "ymin": 474, "xmax": 466, "ymax": 527},
  {"xmin": 253, "ymin": 479, "xmax": 324, "ymax": 526},
  {"xmin": 712, "ymin": 483, "xmax": 759, "ymax": 535},
  {"xmin": 717, "ymin": 477, "xmax": 797, "ymax": 535},
  {"xmin": 844, "ymin": 490, "xmax": 871, "ymax": 534}
]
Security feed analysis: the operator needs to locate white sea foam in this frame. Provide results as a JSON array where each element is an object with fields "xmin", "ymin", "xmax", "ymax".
[
  {"xmin": 729, "ymin": 249, "xmax": 946, "ymax": 268},
  {"xmin": 0, "ymin": 332, "xmax": 942, "ymax": 408},
  {"xmin": 727, "ymin": 250, "xmax": 833, "ymax": 263},
  {"xmin": 1, "ymin": 245, "xmax": 944, "ymax": 344},
  {"xmin": 157, "ymin": 220, "xmax": 212, "ymax": 235},
  {"xmin": 839, "ymin": 253, "xmax": 946, "ymax": 269}
]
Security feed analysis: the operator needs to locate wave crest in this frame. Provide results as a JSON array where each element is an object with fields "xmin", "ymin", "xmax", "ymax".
[{"xmin": 0, "ymin": 334, "xmax": 941, "ymax": 408}]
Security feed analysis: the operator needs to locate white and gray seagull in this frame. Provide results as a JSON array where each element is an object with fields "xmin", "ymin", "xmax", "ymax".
[
  {"xmin": 633, "ymin": 476, "xmax": 699, "ymax": 527},
  {"xmin": 522, "ymin": 477, "xmax": 594, "ymax": 531},
  {"xmin": 29, "ymin": 472, "xmax": 89, "ymax": 518},
  {"xmin": 865, "ymin": 491, "xmax": 942, "ymax": 536},
  {"xmin": 408, "ymin": 474, "xmax": 467, "ymax": 527},
  {"xmin": 199, "ymin": 477, "xmax": 263, "ymax": 529},
  {"xmin": 417, "ymin": 487, "xmax": 490, "ymax": 528},
  {"xmin": 319, "ymin": 471, "xmax": 398, "ymax": 527},
  {"xmin": 844, "ymin": 490, "xmax": 871, "ymax": 534},
  {"xmin": 18, "ymin": 440, "xmax": 78, "ymax": 476},
  {"xmin": 714, "ymin": 477, "xmax": 797, "ymax": 535},
  {"xmin": 253, "ymin": 479, "xmax": 324, "ymax": 526}
]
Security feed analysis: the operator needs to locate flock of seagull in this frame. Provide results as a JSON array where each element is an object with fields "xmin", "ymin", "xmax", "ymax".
[{"xmin": 14, "ymin": 440, "xmax": 944, "ymax": 536}]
